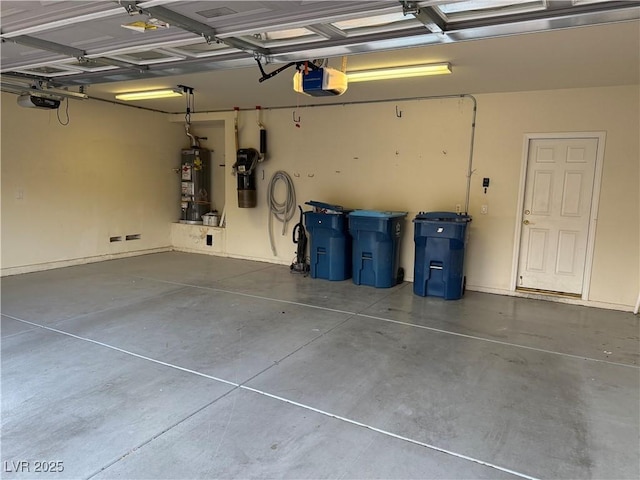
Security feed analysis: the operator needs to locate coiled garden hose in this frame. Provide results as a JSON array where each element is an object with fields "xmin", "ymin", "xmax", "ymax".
[{"xmin": 267, "ymin": 171, "xmax": 297, "ymax": 256}]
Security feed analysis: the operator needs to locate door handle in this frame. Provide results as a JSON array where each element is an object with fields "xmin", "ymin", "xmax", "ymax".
[{"xmin": 523, "ymin": 219, "xmax": 534, "ymax": 225}]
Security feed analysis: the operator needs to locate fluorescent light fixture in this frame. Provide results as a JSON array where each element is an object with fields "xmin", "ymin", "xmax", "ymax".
[
  {"xmin": 347, "ymin": 62, "xmax": 451, "ymax": 82},
  {"xmin": 115, "ymin": 88, "xmax": 182, "ymax": 101}
]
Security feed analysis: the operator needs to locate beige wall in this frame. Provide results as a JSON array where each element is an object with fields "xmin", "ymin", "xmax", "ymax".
[
  {"xmin": 223, "ymin": 97, "xmax": 473, "ymax": 265},
  {"xmin": 1, "ymin": 93, "xmax": 185, "ymax": 274},
  {"xmin": 220, "ymin": 85, "xmax": 638, "ymax": 309},
  {"xmin": 2, "ymin": 85, "xmax": 638, "ymax": 310},
  {"xmin": 470, "ymin": 87, "xmax": 639, "ymax": 307}
]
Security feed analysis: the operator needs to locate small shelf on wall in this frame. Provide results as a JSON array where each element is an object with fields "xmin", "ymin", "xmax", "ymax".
[{"xmin": 173, "ymin": 222, "xmax": 225, "ymax": 230}]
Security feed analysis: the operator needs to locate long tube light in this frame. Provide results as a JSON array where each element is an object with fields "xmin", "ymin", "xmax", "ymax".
[
  {"xmin": 347, "ymin": 62, "xmax": 451, "ymax": 82},
  {"xmin": 115, "ymin": 88, "xmax": 182, "ymax": 101}
]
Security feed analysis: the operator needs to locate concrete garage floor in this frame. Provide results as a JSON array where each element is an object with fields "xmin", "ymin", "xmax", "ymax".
[{"xmin": 1, "ymin": 251, "xmax": 638, "ymax": 480}]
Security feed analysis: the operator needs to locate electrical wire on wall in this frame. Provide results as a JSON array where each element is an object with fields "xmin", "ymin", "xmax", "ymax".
[
  {"xmin": 267, "ymin": 171, "xmax": 297, "ymax": 256},
  {"xmin": 56, "ymin": 98, "xmax": 70, "ymax": 126}
]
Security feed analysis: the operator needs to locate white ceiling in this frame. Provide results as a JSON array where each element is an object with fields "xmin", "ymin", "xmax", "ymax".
[
  {"xmin": 85, "ymin": 21, "xmax": 640, "ymax": 112},
  {"xmin": 1, "ymin": 1, "xmax": 639, "ymax": 113}
]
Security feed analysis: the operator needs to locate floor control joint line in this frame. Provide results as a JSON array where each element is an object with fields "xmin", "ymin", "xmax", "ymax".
[
  {"xmin": 357, "ymin": 313, "xmax": 639, "ymax": 369},
  {"xmin": 4, "ymin": 315, "xmax": 239, "ymax": 387},
  {"xmin": 8, "ymin": 314, "xmax": 539, "ymax": 480},
  {"xmin": 241, "ymin": 385, "xmax": 540, "ymax": 480}
]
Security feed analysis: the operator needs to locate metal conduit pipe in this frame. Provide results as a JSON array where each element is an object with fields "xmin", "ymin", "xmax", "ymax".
[{"xmin": 463, "ymin": 95, "xmax": 478, "ymax": 214}]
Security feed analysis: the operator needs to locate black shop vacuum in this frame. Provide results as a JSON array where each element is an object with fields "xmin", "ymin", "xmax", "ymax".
[{"xmin": 290, "ymin": 206, "xmax": 310, "ymax": 274}]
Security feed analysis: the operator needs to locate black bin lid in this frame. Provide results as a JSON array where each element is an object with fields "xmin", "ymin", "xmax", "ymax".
[
  {"xmin": 305, "ymin": 201, "xmax": 352, "ymax": 214},
  {"xmin": 415, "ymin": 211, "xmax": 472, "ymax": 222}
]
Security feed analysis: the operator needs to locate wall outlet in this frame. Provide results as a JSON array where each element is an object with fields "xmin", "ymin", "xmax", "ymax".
[
  {"xmin": 455, "ymin": 204, "xmax": 461, "ymax": 213},
  {"xmin": 481, "ymin": 204, "xmax": 488, "ymax": 214}
]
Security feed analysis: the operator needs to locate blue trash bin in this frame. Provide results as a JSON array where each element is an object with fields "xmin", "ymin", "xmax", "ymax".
[
  {"xmin": 303, "ymin": 201, "xmax": 352, "ymax": 281},
  {"xmin": 413, "ymin": 212, "xmax": 471, "ymax": 300},
  {"xmin": 348, "ymin": 210, "xmax": 407, "ymax": 288}
]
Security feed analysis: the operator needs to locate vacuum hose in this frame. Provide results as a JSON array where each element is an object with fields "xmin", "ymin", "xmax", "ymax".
[{"xmin": 267, "ymin": 171, "xmax": 297, "ymax": 256}]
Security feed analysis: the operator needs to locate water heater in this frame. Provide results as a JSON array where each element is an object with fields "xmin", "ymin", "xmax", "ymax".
[{"xmin": 180, "ymin": 148, "xmax": 211, "ymax": 223}]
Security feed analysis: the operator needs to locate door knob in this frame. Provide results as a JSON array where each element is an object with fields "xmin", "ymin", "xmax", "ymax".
[
  {"xmin": 523, "ymin": 219, "xmax": 531, "ymax": 225},
  {"xmin": 524, "ymin": 209, "xmax": 530, "ymax": 215}
]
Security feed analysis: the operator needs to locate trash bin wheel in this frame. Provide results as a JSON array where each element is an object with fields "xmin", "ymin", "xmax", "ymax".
[{"xmin": 396, "ymin": 267, "xmax": 405, "ymax": 285}]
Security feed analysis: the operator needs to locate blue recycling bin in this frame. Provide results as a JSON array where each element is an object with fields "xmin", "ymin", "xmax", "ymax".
[
  {"xmin": 303, "ymin": 201, "xmax": 352, "ymax": 281},
  {"xmin": 413, "ymin": 212, "xmax": 471, "ymax": 300},
  {"xmin": 348, "ymin": 210, "xmax": 407, "ymax": 288}
]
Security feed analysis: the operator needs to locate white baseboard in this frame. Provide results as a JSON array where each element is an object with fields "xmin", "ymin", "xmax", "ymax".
[
  {"xmin": 1, "ymin": 247, "xmax": 171, "ymax": 277},
  {"xmin": 170, "ymin": 247, "xmax": 291, "ymax": 267},
  {"xmin": 466, "ymin": 284, "xmax": 634, "ymax": 313},
  {"xmin": 171, "ymin": 247, "xmax": 226, "ymax": 257},
  {"xmin": 3, "ymin": 249, "xmax": 633, "ymax": 314}
]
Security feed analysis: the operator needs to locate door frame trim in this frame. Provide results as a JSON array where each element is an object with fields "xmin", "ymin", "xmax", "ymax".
[{"xmin": 510, "ymin": 132, "xmax": 606, "ymax": 300}]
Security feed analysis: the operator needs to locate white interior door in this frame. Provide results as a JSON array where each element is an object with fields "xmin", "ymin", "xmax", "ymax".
[{"xmin": 517, "ymin": 137, "xmax": 598, "ymax": 295}]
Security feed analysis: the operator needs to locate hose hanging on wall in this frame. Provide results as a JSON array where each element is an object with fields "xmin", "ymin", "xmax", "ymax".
[{"xmin": 267, "ymin": 171, "xmax": 297, "ymax": 256}]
